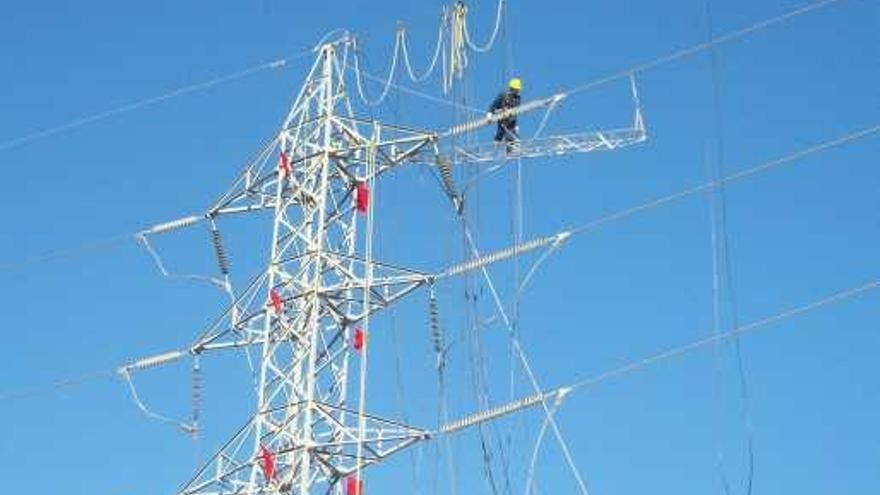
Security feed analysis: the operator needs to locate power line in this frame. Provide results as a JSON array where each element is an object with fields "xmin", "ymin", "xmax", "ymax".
[
  {"xmin": 354, "ymin": 0, "xmax": 853, "ymax": 125},
  {"xmin": 0, "ymin": 232, "xmax": 134, "ymax": 275},
  {"xmin": 0, "ymin": 0, "xmax": 850, "ymax": 154},
  {"xmin": 3, "ymin": 122, "xmax": 872, "ymax": 406},
  {"xmin": 565, "ymin": 0, "xmax": 852, "ymax": 97},
  {"xmin": 1, "ymin": 122, "xmax": 875, "ymax": 280},
  {"xmin": 569, "ymin": 123, "xmax": 880, "ymax": 236},
  {"xmin": 0, "ymin": 369, "xmax": 116, "ymax": 402},
  {"xmin": 0, "ymin": 0, "xmax": 865, "ymax": 280},
  {"xmin": 567, "ymin": 279, "xmax": 880, "ymax": 393},
  {"xmin": 4, "ymin": 276, "xmax": 877, "ymax": 408},
  {"xmin": 0, "ymin": 51, "xmax": 312, "ymax": 153}
]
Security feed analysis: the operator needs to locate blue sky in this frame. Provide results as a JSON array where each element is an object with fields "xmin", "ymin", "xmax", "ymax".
[{"xmin": 1, "ymin": 0, "xmax": 878, "ymax": 494}]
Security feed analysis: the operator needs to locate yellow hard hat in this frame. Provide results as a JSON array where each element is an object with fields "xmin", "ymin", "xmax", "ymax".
[{"xmin": 509, "ymin": 78, "xmax": 522, "ymax": 90}]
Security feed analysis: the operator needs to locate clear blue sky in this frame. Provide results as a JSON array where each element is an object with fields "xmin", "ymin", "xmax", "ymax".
[{"xmin": 1, "ymin": 1, "xmax": 878, "ymax": 494}]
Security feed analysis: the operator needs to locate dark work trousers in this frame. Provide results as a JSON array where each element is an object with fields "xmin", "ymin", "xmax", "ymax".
[{"xmin": 494, "ymin": 120, "xmax": 518, "ymax": 143}]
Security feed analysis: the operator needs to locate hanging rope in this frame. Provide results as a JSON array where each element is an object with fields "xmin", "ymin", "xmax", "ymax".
[
  {"xmin": 460, "ymin": 223, "xmax": 592, "ymax": 495},
  {"xmin": 448, "ymin": 2, "xmax": 470, "ymax": 92},
  {"xmin": 354, "ymin": 65, "xmax": 482, "ymax": 112},
  {"xmin": 400, "ymin": 21, "xmax": 446, "ymax": 83},
  {"xmin": 462, "ymin": 0, "xmax": 506, "ymax": 53},
  {"xmin": 350, "ymin": 0, "xmax": 510, "ymax": 100},
  {"xmin": 352, "ymin": 33, "xmax": 403, "ymax": 106},
  {"xmin": 703, "ymin": 1, "xmax": 756, "ymax": 493}
]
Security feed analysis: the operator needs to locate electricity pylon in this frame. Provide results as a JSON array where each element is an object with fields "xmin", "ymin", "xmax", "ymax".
[
  {"xmin": 176, "ymin": 38, "xmax": 439, "ymax": 495},
  {"xmin": 122, "ymin": 32, "xmax": 648, "ymax": 495}
]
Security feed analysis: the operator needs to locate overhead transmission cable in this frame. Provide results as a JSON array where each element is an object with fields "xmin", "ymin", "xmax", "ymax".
[
  {"xmin": 0, "ymin": 0, "xmax": 862, "ymax": 291},
  {"xmin": 438, "ymin": 272, "xmax": 880, "ymax": 441},
  {"xmin": 566, "ymin": 278, "xmax": 880, "ymax": 394},
  {"xmin": 0, "ymin": 0, "xmax": 876, "ymax": 480},
  {"xmin": 1, "ymin": 119, "xmax": 876, "ymax": 287},
  {"xmin": 564, "ymin": 0, "xmax": 851, "ymax": 98},
  {"xmin": 0, "ymin": 232, "xmax": 133, "ymax": 275},
  {"xmin": 5, "ymin": 275, "xmax": 879, "ymax": 411},
  {"xmin": 568, "ymin": 122, "xmax": 880, "ymax": 236},
  {"xmin": 0, "ymin": 52, "xmax": 310, "ymax": 152},
  {"xmin": 0, "ymin": 0, "xmax": 846, "ymax": 154},
  {"xmin": 0, "ymin": 369, "xmax": 115, "ymax": 402},
  {"xmin": 362, "ymin": 0, "xmax": 852, "ymax": 117},
  {"xmin": 443, "ymin": 121, "xmax": 878, "ymax": 494},
  {"xmin": 350, "ymin": 0, "xmax": 850, "ymax": 143}
]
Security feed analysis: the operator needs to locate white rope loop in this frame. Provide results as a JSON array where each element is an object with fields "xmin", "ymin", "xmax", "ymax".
[{"xmin": 462, "ymin": 0, "xmax": 506, "ymax": 53}]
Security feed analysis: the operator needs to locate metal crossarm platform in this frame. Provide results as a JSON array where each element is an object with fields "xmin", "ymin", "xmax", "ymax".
[{"xmin": 450, "ymin": 126, "xmax": 647, "ymax": 165}]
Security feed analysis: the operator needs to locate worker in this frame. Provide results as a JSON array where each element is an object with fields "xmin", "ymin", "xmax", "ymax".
[{"xmin": 488, "ymin": 78, "xmax": 522, "ymax": 151}]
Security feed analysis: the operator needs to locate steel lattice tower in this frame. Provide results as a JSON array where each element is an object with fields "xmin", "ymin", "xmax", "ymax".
[
  {"xmin": 179, "ymin": 39, "xmax": 437, "ymax": 495},
  {"xmin": 123, "ymin": 30, "xmax": 646, "ymax": 495}
]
